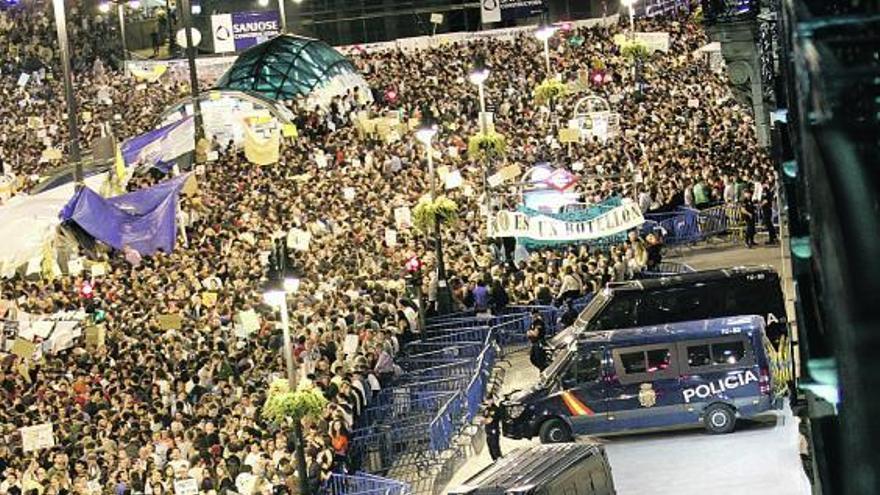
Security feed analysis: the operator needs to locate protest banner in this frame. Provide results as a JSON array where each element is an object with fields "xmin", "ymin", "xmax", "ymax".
[
  {"xmin": 20, "ymin": 423, "xmax": 55, "ymax": 452},
  {"xmin": 157, "ymin": 314, "xmax": 183, "ymax": 330},
  {"xmin": 488, "ymin": 201, "xmax": 645, "ymax": 242}
]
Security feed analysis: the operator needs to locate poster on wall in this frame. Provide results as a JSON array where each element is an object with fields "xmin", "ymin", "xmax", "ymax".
[
  {"xmin": 480, "ymin": 0, "xmax": 546, "ymax": 24},
  {"xmin": 212, "ymin": 11, "xmax": 281, "ymax": 53}
]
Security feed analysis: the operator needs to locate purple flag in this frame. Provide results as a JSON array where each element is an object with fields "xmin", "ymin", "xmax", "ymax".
[{"xmin": 60, "ymin": 174, "xmax": 190, "ymax": 255}]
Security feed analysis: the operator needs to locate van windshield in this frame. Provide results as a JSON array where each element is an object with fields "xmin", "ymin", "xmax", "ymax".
[
  {"xmin": 549, "ymin": 292, "xmax": 609, "ymax": 348},
  {"xmin": 540, "ymin": 346, "xmax": 574, "ymax": 385}
]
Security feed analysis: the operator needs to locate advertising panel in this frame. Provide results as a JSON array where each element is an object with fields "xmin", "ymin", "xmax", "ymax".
[
  {"xmin": 480, "ymin": 0, "xmax": 546, "ymax": 24},
  {"xmin": 212, "ymin": 11, "xmax": 281, "ymax": 53}
]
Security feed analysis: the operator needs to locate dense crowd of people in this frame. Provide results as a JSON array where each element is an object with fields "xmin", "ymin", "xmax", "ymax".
[{"xmin": 0, "ymin": 1, "xmax": 774, "ymax": 494}]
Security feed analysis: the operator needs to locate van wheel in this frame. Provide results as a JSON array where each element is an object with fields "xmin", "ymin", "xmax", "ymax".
[
  {"xmin": 539, "ymin": 418, "xmax": 572, "ymax": 443},
  {"xmin": 704, "ymin": 404, "xmax": 736, "ymax": 434}
]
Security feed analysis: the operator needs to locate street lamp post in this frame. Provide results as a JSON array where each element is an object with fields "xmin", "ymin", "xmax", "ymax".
[
  {"xmin": 534, "ymin": 23, "xmax": 557, "ymax": 77},
  {"xmin": 263, "ymin": 237, "xmax": 309, "ymax": 495},
  {"xmin": 469, "ymin": 57, "xmax": 492, "ymax": 221},
  {"xmin": 178, "ymin": 0, "xmax": 206, "ymax": 154},
  {"xmin": 622, "ymin": 0, "xmax": 636, "ymax": 38},
  {"xmin": 51, "ymin": 0, "xmax": 83, "ymax": 184},
  {"xmin": 416, "ymin": 108, "xmax": 452, "ymax": 315}
]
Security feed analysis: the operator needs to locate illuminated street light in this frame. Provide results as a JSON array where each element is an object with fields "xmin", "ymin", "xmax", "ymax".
[{"xmin": 534, "ymin": 22, "xmax": 557, "ymax": 75}]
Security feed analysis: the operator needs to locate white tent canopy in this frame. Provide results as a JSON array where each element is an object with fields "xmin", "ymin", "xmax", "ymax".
[{"xmin": 0, "ymin": 173, "xmax": 107, "ymax": 278}]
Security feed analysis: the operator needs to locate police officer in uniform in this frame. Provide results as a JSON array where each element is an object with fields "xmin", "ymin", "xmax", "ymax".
[
  {"xmin": 740, "ymin": 190, "xmax": 757, "ymax": 248},
  {"xmin": 483, "ymin": 396, "xmax": 505, "ymax": 461}
]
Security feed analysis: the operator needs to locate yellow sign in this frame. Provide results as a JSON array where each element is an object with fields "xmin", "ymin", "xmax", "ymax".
[
  {"xmin": 281, "ymin": 123, "xmax": 298, "ymax": 138},
  {"xmin": 157, "ymin": 314, "xmax": 183, "ymax": 330},
  {"xmin": 559, "ymin": 128, "xmax": 581, "ymax": 144},
  {"xmin": 11, "ymin": 338, "xmax": 36, "ymax": 360},
  {"xmin": 202, "ymin": 291, "xmax": 217, "ymax": 308}
]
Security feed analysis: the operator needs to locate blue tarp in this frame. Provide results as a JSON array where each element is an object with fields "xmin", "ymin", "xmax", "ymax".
[
  {"xmin": 59, "ymin": 174, "xmax": 190, "ymax": 255},
  {"xmin": 121, "ymin": 117, "xmax": 194, "ymax": 173}
]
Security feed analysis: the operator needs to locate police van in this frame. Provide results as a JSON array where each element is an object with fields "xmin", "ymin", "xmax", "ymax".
[
  {"xmin": 447, "ymin": 443, "xmax": 616, "ymax": 495},
  {"xmin": 549, "ymin": 266, "xmax": 788, "ymax": 350},
  {"xmin": 503, "ymin": 316, "xmax": 781, "ymax": 443}
]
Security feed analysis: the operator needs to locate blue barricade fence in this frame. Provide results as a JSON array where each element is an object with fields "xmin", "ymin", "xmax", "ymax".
[
  {"xmin": 428, "ymin": 392, "xmax": 465, "ymax": 452},
  {"xmin": 323, "ymin": 472, "xmax": 411, "ymax": 495}
]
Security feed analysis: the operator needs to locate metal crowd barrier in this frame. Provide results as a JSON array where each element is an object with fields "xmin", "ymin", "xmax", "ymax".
[
  {"xmin": 323, "ymin": 471, "xmax": 412, "ymax": 495},
  {"xmin": 641, "ymin": 202, "xmax": 777, "ymax": 246}
]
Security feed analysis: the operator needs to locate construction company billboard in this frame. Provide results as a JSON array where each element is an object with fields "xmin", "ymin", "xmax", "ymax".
[
  {"xmin": 212, "ymin": 11, "xmax": 281, "ymax": 53},
  {"xmin": 480, "ymin": 0, "xmax": 547, "ymax": 24}
]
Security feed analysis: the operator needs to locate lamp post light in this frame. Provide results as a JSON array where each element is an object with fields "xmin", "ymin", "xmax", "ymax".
[
  {"xmin": 468, "ymin": 55, "xmax": 490, "ymax": 135},
  {"xmin": 416, "ymin": 108, "xmax": 452, "ymax": 315},
  {"xmin": 622, "ymin": 0, "xmax": 636, "ymax": 38},
  {"xmin": 534, "ymin": 22, "xmax": 557, "ymax": 77},
  {"xmin": 262, "ymin": 237, "xmax": 309, "ymax": 495},
  {"xmin": 178, "ymin": 0, "xmax": 206, "ymax": 157},
  {"xmin": 51, "ymin": 0, "xmax": 83, "ymax": 184}
]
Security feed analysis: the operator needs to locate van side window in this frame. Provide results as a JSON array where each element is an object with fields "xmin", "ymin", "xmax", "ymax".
[
  {"xmin": 620, "ymin": 351, "xmax": 646, "ymax": 374},
  {"xmin": 646, "ymin": 349, "xmax": 672, "ymax": 372},
  {"xmin": 687, "ymin": 344, "xmax": 712, "ymax": 367},
  {"xmin": 613, "ymin": 345, "xmax": 678, "ymax": 383},
  {"xmin": 712, "ymin": 341, "xmax": 745, "ymax": 365},
  {"xmin": 684, "ymin": 338, "xmax": 751, "ymax": 370}
]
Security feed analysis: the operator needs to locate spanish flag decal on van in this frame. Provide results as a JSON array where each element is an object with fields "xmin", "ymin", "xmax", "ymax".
[{"xmin": 561, "ymin": 391, "xmax": 594, "ymax": 416}]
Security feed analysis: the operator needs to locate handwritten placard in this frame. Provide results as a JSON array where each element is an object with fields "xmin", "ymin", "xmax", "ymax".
[{"xmin": 20, "ymin": 423, "xmax": 55, "ymax": 452}]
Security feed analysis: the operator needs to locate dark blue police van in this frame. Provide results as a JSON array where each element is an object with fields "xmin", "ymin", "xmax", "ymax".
[{"xmin": 503, "ymin": 316, "xmax": 781, "ymax": 443}]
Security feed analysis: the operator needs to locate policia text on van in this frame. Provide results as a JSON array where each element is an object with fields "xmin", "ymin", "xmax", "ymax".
[
  {"xmin": 503, "ymin": 316, "xmax": 782, "ymax": 443},
  {"xmin": 549, "ymin": 266, "xmax": 788, "ymax": 351}
]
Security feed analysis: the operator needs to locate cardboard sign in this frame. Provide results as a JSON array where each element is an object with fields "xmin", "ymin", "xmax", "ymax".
[
  {"xmin": 394, "ymin": 206, "xmax": 412, "ymax": 230},
  {"xmin": 444, "ymin": 170, "xmax": 463, "ymax": 190},
  {"xmin": 85, "ymin": 325, "xmax": 105, "ymax": 348},
  {"xmin": 173, "ymin": 478, "xmax": 199, "ymax": 495},
  {"xmin": 287, "ymin": 228, "xmax": 311, "ymax": 252},
  {"xmin": 20, "ymin": 423, "xmax": 55, "ymax": 452},
  {"xmin": 384, "ymin": 228, "xmax": 397, "ymax": 247},
  {"xmin": 235, "ymin": 310, "xmax": 260, "ymax": 335},
  {"xmin": 430, "ymin": 13, "xmax": 444, "ymax": 24},
  {"xmin": 281, "ymin": 123, "xmax": 298, "ymax": 138},
  {"xmin": 157, "ymin": 314, "xmax": 183, "ymax": 330},
  {"xmin": 343, "ymin": 334, "xmax": 359, "ymax": 356},
  {"xmin": 89, "ymin": 262, "xmax": 108, "ymax": 277},
  {"xmin": 11, "ymin": 338, "xmax": 36, "ymax": 360},
  {"xmin": 687, "ymin": 98, "xmax": 700, "ymax": 108},
  {"xmin": 202, "ymin": 292, "xmax": 217, "ymax": 308},
  {"xmin": 559, "ymin": 128, "xmax": 581, "ymax": 144}
]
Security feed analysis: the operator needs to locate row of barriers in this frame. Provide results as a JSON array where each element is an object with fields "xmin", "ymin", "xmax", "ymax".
[
  {"xmin": 641, "ymin": 202, "xmax": 777, "ymax": 247},
  {"xmin": 348, "ymin": 306, "xmax": 557, "ymax": 494},
  {"xmin": 324, "ymin": 472, "xmax": 412, "ymax": 495}
]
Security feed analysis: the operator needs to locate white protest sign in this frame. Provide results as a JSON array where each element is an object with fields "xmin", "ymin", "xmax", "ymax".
[
  {"xmin": 394, "ymin": 206, "xmax": 412, "ymax": 229},
  {"xmin": 343, "ymin": 187, "xmax": 356, "ymax": 201},
  {"xmin": 31, "ymin": 320, "xmax": 55, "ymax": 339},
  {"xmin": 286, "ymin": 228, "xmax": 311, "ymax": 252},
  {"xmin": 17, "ymin": 73, "xmax": 29, "ymax": 87},
  {"xmin": 444, "ymin": 170, "xmax": 463, "ymax": 190},
  {"xmin": 384, "ymin": 228, "xmax": 397, "ymax": 247},
  {"xmin": 343, "ymin": 334, "xmax": 359, "ymax": 356},
  {"xmin": 20, "ymin": 423, "xmax": 55, "ymax": 452},
  {"xmin": 173, "ymin": 478, "xmax": 199, "ymax": 495},
  {"xmin": 235, "ymin": 310, "xmax": 261, "ymax": 335},
  {"xmin": 687, "ymin": 98, "xmax": 700, "ymax": 108},
  {"xmin": 430, "ymin": 13, "xmax": 444, "ymax": 24}
]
